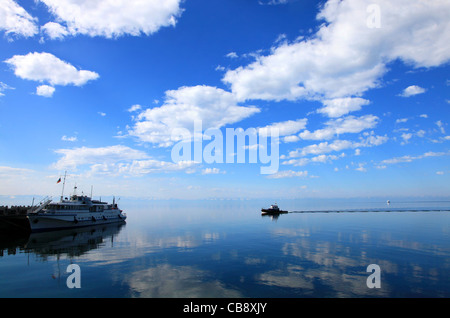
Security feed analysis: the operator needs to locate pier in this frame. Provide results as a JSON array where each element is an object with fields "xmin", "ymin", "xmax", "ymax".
[{"xmin": 0, "ymin": 206, "xmax": 32, "ymax": 232}]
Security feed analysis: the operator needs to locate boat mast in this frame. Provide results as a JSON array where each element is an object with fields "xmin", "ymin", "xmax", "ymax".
[{"xmin": 60, "ymin": 171, "xmax": 67, "ymax": 202}]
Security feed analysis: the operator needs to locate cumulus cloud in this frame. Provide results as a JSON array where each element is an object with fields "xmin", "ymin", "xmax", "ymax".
[
  {"xmin": 38, "ymin": 0, "xmax": 183, "ymax": 38},
  {"xmin": 128, "ymin": 85, "xmax": 260, "ymax": 147},
  {"xmin": 223, "ymin": 0, "xmax": 450, "ymax": 104},
  {"xmin": 226, "ymin": 52, "xmax": 238, "ymax": 59},
  {"xmin": 258, "ymin": 118, "xmax": 307, "ymax": 137},
  {"xmin": 283, "ymin": 153, "xmax": 346, "ymax": 167},
  {"xmin": 317, "ymin": 97, "xmax": 370, "ymax": 118},
  {"xmin": 61, "ymin": 135, "xmax": 77, "ymax": 142},
  {"xmin": 399, "ymin": 85, "xmax": 426, "ymax": 97},
  {"xmin": 283, "ymin": 135, "xmax": 300, "ymax": 143},
  {"xmin": 36, "ymin": 84, "xmax": 55, "ymax": 97},
  {"xmin": 0, "ymin": 0, "xmax": 38, "ymax": 38},
  {"xmin": 279, "ymin": 116, "xmax": 386, "ymax": 167},
  {"xmin": 288, "ymin": 140, "xmax": 353, "ymax": 158},
  {"xmin": 40, "ymin": 22, "xmax": 69, "ymax": 40},
  {"xmin": 53, "ymin": 145, "xmax": 149, "ymax": 170},
  {"xmin": 52, "ymin": 145, "xmax": 197, "ymax": 175},
  {"xmin": 285, "ymin": 132, "xmax": 388, "ymax": 161},
  {"xmin": 127, "ymin": 104, "xmax": 142, "ymax": 112},
  {"xmin": 400, "ymin": 133, "xmax": 412, "ymax": 145},
  {"xmin": 299, "ymin": 115, "xmax": 379, "ymax": 140},
  {"xmin": 5, "ymin": 52, "xmax": 99, "ymax": 86}
]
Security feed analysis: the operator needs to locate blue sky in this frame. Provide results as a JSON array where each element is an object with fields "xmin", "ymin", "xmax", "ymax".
[{"xmin": 0, "ymin": 0, "xmax": 449, "ymax": 201}]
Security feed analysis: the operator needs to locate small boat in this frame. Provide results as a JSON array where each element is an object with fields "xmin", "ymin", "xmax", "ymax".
[{"xmin": 261, "ymin": 203, "xmax": 288, "ymax": 215}]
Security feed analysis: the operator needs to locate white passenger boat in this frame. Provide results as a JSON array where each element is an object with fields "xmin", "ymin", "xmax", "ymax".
[{"xmin": 27, "ymin": 191, "xmax": 126, "ymax": 232}]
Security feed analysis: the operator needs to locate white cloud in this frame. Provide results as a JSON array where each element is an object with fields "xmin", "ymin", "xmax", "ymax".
[
  {"xmin": 5, "ymin": 52, "xmax": 99, "ymax": 86},
  {"xmin": 299, "ymin": 115, "xmax": 378, "ymax": 140},
  {"xmin": 379, "ymin": 151, "xmax": 447, "ymax": 166},
  {"xmin": 226, "ymin": 52, "xmax": 238, "ymax": 59},
  {"xmin": 128, "ymin": 85, "xmax": 260, "ymax": 147},
  {"xmin": 258, "ymin": 118, "xmax": 307, "ymax": 137},
  {"xmin": 52, "ymin": 145, "xmax": 197, "ymax": 176},
  {"xmin": 38, "ymin": 0, "xmax": 183, "ymax": 38},
  {"xmin": 283, "ymin": 151, "xmax": 345, "ymax": 167},
  {"xmin": 0, "ymin": 81, "xmax": 14, "ymax": 96},
  {"xmin": 201, "ymin": 168, "xmax": 224, "ymax": 175},
  {"xmin": 399, "ymin": 85, "xmax": 426, "ymax": 97},
  {"xmin": 285, "ymin": 132, "xmax": 388, "ymax": 161},
  {"xmin": 53, "ymin": 145, "xmax": 149, "ymax": 170},
  {"xmin": 0, "ymin": 166, "xmax": 33, "ymax": 175},
  {"xmin": 283, "ymin": 135, "xmax": 300, "ymax": 143},
  {"xmin": 127, "ymin": 104, "xmax": 142, "ymax": 112},
  {"xmin": 317, "ymin": 97, "xmax": 370, "ymax": 118},
  {"xmin": 36, "ymin": 84, "xmax": 55, "ymax": 97},
  {"xmin": 289, "ymin": 139, "xmax": 353, "ymax": 158},
  {"xmin": 61, "ymin": 135, "xmax": 77, "ymax": 142},
  {"xmin": 125, "ymin": 159, "xmax": 197, "ymax": 176},
  {"xmin": 355, "ymin": 163, "xmax": 367, "ymax": 172},
  {"xmin": 396, "ymin": 118, "xmax": 408, "ymax": 124},
  {"xmin": 400, "ymin": 133, "xmax": 412, "ymax": 145},
  {"xmin": 266, "ymin": 170, "xmax": 308, "ymax": 179},
  {"xmin": 259, "ymin": 0, "xmax": 289, "ymax": 5},
  {"xmin": 416, "ymin": 130, "xmax": 426, "ymax": 138},
  {"xmin": 356, "ymin": 132, "xmax": 388, "ymax": 147},
  {"xmin": 436, "ymin": 120, "xmax": 446, "ymax": 134},
  {"xmin": 223, "ymin": 0, "xmax": 450, "ymax": 103},
  {"xmin": 0, "ymin": 0, "xmax": 38, "ymax": 38},
  {"xmin": 40, "ymin": 22, "xmax": 69, "ymax": 40}
]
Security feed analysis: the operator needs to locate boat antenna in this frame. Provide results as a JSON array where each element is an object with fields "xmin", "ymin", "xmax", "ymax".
[
  {"xmin": 90, "ymin": 185, "xmax": 93, "ymax": 198},
  {"xmin": 60, "ymin": 171, "xmax": 67, "ymax": 202}
]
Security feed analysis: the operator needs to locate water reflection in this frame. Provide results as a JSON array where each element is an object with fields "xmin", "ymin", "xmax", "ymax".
[
  {"xmin": 0, "ymin": 222, "xmax": 126, "ymax": 260},
  {"xmin": 261, "ymin": 213, "xmax": 286, "ymax": 222},
  {"xmin": 126, "ymin": 264, "xmax": 242, "ymax": 298},
  {"xmin": 255, "ymin": 212, "xmax": 450, "ymax": 297},
  {"xmin": 0, "ymin": 205, "xmax": 449, "ymax": 298}
]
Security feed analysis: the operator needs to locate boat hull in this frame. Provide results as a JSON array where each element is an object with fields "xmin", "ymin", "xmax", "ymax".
[
  {"xmin": 261, "ymin": 209, "xmax": 288, "ymax": 215},
  {"xmin": 28, "ymin": 212, "xmax": 126, "ymax": 232}
]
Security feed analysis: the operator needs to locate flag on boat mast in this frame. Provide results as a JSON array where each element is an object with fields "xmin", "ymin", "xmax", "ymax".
[{"xmin": 57, "ymin": 177, "xmax": 61, "ymax": 184}]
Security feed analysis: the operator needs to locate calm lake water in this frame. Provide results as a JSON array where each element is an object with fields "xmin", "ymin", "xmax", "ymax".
[{"xmin": 0, "ymin": 199, "xmax": 449, "ymax": 298}]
